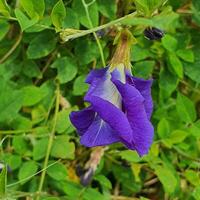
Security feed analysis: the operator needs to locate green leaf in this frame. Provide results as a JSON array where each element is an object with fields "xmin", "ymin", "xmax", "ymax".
[
  {"xmin": 33, "ymin": 138, "xmax": 48, "ymax": 160},
  {"xmin": 134, "ymin": 0, "xmax": 166, "ymax": 16},
  {"xmin": 193, "ymin": 186, "xmax": 200, "ymax": 200},
  {"xmin": 162, "ymin": 34, "xmax": 178, "ymax": 52},
  {"xmin": 3, "ymin": 154, "xmax": 22, "ymax": 170},
  {"xmin": 75, "ymin": 38, "xmax": 100, "ymax": 65},
  {"xmin": 51, "ymin": 136, "xmax": 75, "ymax": 159},
  {"xmin": 176, "ymin": 49, "xmax": 194, "ymax": 63},
  {"xmin": 163, "ymin": 130, "xmax": 188, "ymax": 147},
  {"xmin": 83, "ymin": 188, "xmax": 105, "ymax": 200},
  {"xmin": 168, "ymin": 53, "xmax": 183, "ymax": 78},
  {"xmin": 14, "ymin": 8, "xmax": 38, "ymax": 31},
  {"xmin": 0, "ymin": 19, "xmax": 9, "ymax": 41},
  {"xmin": 13, "ymin": 136, "xmax": 28, "ymax": 155},
  {"xmin": 159, "ymin": 68, "xmax": 178, "ymax": 100},
  {"xmin": 51, "ymin": 56, "xmax": 77, "ymax": 84},
  {"xmin": 157, "ymin": 118, "xmax": 170, "ymax": 139},
  {"xmin": 184, "ymin": 60, "xmax": 200, "ymax": 83},
  {"xmin": 154, "ymin": 164, "xmax": 177, "ymax": 194},
  {"xmin": 72, "ymin": 0, "xmax": 99, "ymax": 28},
  {"xmin": 119, "ymin": 150, "xmax": 141, "ymax": 163},
  {"xmin": 185, "ymin": 169, "xmax": 200, "ymax": 186},
  {"xmin": 22, "ymin": 85, "xmax": 46, "ymax": 106},
  {"xmin": 27, "ymin": 30, "xmax": 57, "ymax": 59},
  {"xmin": 97, "ymin": 0, "xmax": 117, "ymax": 19},
  {"xmin": 0, "ymin": 0, "xmax": 10, "ymax": 17},
  {"xmin": 55, "ymin": 108, "xmax": 73, "ymax": 134},
  {"xmin": 20, "ymin": 0, "xmax": 45, "ymax": 19},
  {"xmin": 51, "ymin": 0, "xmax": 66, "ymax": 32},
  {"xmin": 0, "ymin": 77, "xmax": 23, "ymax": 124},
  {"xmin": 134, "ymin": 60, "xmax": 154, "ymax": 79},
  {"xmin": 0, "ymin": 167, "xmax": 7, "ymax": 196},
  {"xmin": 176, "ymin": 93, "xmax": 196, "ymax": 123},
  {"xmin": 73, "ymin": 75, "xmax": 88, "ymax": 96},
  {"xmin": 22, "ymin": 60, "xmax": 42, "ymax": 78},
  {"xmin": 94, "ymin": 175, "xmax": 112, "ymax": 189},
  {"xmin": 131, "ymin": 45, "xmax": 150, "ymax": 62},
  {"xmin": 18, "ymin": 161, "xmax": 38, "ymax": 184},
  {"xmin": 47, "ymin": 161, "xmax": 68, "ymax": 181},
  {"xmin": 63, "ymin": 8, "xmax": 79, "ymax": 29}
]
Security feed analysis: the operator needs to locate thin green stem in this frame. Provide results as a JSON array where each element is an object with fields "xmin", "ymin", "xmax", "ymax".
[
  {"xmin": 81, "ymin": 0, "xmax": 105, "ymax": 66},
  {"xmin": 36, "ymin": 83, "xmax": 60, "ymax": 200},
  {"xmin": 0, "ymin": 127, "xmax": 48, "ymax": 135},
  {"xmin": 7, "ymin": 160, "xmax": 60, "ymax": 187},
  {"xmin": 0, "ymin": 32, "xmax": 22, "ymax": 64},
  {"xmin": 60, "ymin": 11, "xmax": 137, "ymax": 42}
]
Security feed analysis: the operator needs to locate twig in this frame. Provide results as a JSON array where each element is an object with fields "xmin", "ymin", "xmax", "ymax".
[
  {"xmin": 34, "ymin": 50, "xmax": 57, "ymax": 85},
  {"xmin": 36, "ymin": 82, "xmax": 60, "ymax": 200},
  {"xmin": 144, "ymin": 177, "xmax": 158, "ymax": 187},
  {"xmin": 0, "ymin": 32, "xmax": 23, "ymax": 64},
  {"xmin": 60, "ymin": 11, "xmax": 137, "ymax": 42}
]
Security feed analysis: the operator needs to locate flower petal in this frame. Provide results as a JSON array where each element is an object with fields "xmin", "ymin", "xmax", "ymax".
[
  {"xmin": 80, "ymin": 115, "xmax": 120, "ymax": 147},
  {"xmin": 126, "ymin": 75, "xmax": 153, "ymax": 119},
  {"xmin": 112, "ymin": 78, "xmax": 154, "ymax": 156},
  {"xmin": 85, "ymin": 70, "xmax": 122, "ymax": 108},
  {"xmin": 84, "ymin": 95, "xmax": 133, "ymax": 144},
  {"xmin": 70, "ymin": 107, "xmax": 95, "ymax": 136},
  {"xmin": 85, "ymin": 68, "xmax": 108, "ymax": 84}
]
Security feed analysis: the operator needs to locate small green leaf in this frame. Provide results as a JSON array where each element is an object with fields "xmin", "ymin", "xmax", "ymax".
[
  {"xmin": 154, "ymin": 164, "xmax": 177, "ymax": 194},
  {"xmin": 157, "ymin": 118, "xmax": 170, "ymax": 139},
  {"xmin": 94, "ymin": 175, "xmax": 112, "ymax": 189},
  {"xmin": 97, "ymin": 0, "xmax": 117, "ymax": 19},
  {"xmin": 119, "ymin": 150, "xmax": 141, "ymax": 163},
  {"xmin": 168, "ymin": 53, "xmax": 183, "ymax": 78},
  {"xmin": 47, "ymin": 161, "xmax": 68, "ymax": 181},
  {"xmin": 176, "ymin": 93, "xmax": 196, "ymax": 123},
  {"xmin": 185, "ymin": 169, "xmax": 200, "ymax": 186},
  {"xmin": 55, "ymin": 108, "xmax": 73, "ymax": 134},
  {"xmin": 176, "ymin": 49, "xmax": 194, "ymax": 63},
  {"xmin": 51, "ymin": 56, "xmax": 77, "ymax": 84},
  {"xmin": 22, "ymin": 86, "xmax": 46, "ymax": 106},
  {"xmin": 20, "ymin": 0, "xmax": 45, "ymax": 19},
  {"xmin": 13, "ymin": 136, "xmax": 28, "ymax": 155},
  {"xmin": 162, "ymin": 34, "xmax": 178, "ymax": 52},
  {"xmin": 51, "ymin": 0, "xmax": 66, "ymax": 32},
  {"xmin": 73, "ymin": 75, "xmax": 88, "ymax": 96},
  {"xmin": 51, "ymin": 136, "xmax": 75, "ymax": 159},
  {"xmin": 18, "ymin": 161, "xmax": 38, "ymax": 184},
  {"xmin": 14, "ymin": 8, "xmax": 38, "ymax": 31},
  {"xmin": 0, "ymin": 167, "xmax": 7, "ymax": 196},
  {"xmin": 0, "ymin": 0, "xmax": 10, "ymax": 17},
  {"xmin": 33, "ymin": 138, "xmax": 48, "ymax": 161},
  {"xmin": 27, "ymin": 30, "xmax": 57, "ymax": 59}
]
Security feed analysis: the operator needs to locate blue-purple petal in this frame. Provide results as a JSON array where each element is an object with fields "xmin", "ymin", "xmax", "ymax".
[
  {"xmin": 70, "ymin": 107, "xmax": 95, "ymax": 136},
  {"xmin": 126, "ymin": 74, "xmax": 153, "ymax": 119},
  {"xmin": 112, "ymin": 78, "xmax": 154, "ymax": 156},
  {"xmin": 84, "ymin": 95, "xmax": 133, "ymax": 143},
  {"xmin": 85, "ymin": 68, "xmax": 108, "ymax": 84},
  {"xmin": 80, "ymin": 115, "xmax": 120, "ymax": 147}
]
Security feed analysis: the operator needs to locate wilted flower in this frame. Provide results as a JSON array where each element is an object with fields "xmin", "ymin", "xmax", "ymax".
[{"xmin": 70, "ymin": 30, "xmax": 154, "ymax": 156}]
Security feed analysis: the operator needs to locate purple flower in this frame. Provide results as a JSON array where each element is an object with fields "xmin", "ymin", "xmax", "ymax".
[{"xmin": 70, "ymin": 66, "xmax": 154, "ymax": 156}]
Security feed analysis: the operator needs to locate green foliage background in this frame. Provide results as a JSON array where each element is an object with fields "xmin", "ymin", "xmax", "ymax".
[{"xmin": 0, "ymin": 0, "xmax": 200, "ymax": 199}]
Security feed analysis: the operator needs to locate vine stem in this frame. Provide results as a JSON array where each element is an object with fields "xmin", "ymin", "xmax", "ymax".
[
  {"xmin": 81, "ymin": 0, "xmax": 105, "ymax": 66},
  {"xmin": 0, "ymin": 32, "xmax": 22, "ymax": 64},
  {"xmin": 60, "ymin": 11, "xmax": 137, "ymax": 42},
  {"xmin": 36, "ymin": 82, "xmax": 60, "ymax": 200}
]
